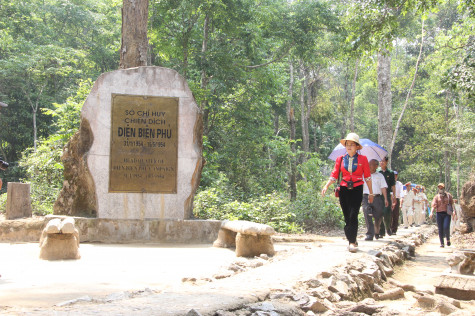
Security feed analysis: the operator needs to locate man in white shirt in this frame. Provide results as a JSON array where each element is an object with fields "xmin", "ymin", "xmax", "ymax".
[
  {"xmin": 391, "ymin": 171, "xmax": 404, "ymax": 234},
  {"xmin": 450, "ymin": 199, "xmax": 462, "ymax": 234},
  {"xmin": 363, "ymin": 159, "xmax": 389, "ymax": 240},
  {"xmin": 400, "ymin": 183, "xmax": 416, "ymax": 228},
  {"xmin": 414, "ymin": 186, "xmax": 428, "ymax": 226}
]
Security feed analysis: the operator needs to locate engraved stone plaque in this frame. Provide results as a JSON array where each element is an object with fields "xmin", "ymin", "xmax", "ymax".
[{"xmin": 109, "ymin": 94, "xmax": 178, "ymax": 193}]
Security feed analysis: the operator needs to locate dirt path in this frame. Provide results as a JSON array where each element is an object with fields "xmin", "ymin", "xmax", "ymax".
[
  {"xmin": 1, "ymin": 226, "xmax": 474, "ymax": 315},
  {"xmin": 377, "ymin": 233, "xmax": 475, "ymax": 315}
]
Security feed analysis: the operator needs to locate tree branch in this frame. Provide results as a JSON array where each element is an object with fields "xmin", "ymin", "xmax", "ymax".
[{"xmin": 245, "ymin": 47, "xmax": 291, "ymax": 69}]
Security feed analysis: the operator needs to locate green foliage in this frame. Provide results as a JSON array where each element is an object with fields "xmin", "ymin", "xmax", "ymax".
[
  {"xmin": 17, "ymin": 80, "xmax": 91, "ymax": 215},
  {"xmin": 194, "ymin": 184, "xmax": 301, "ymax": 233},
  {"xmin": 18, "ymin": 137, "xmax": 64, "ymax": 215},
  {"xmin": 43, "ymin": 79, "xmax": 93, "ymax": 140},
  {"xmin": 0, "ymin": 0, "xmax": 119, "ymax": 177},
  {"xmin": 0, "ymin": 193, "xmax": 7, "ymax": 213},
  {"xmin": 194, "ymin": 157, "xmax": 344, "ymax": 233}
]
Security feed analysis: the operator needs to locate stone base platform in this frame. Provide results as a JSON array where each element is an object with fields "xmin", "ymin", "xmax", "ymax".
[
  {"xmin": 0, "ymin": 215, "xmax": 222, "ymax": 244},
  {"xmin": 435, "ymin": 273, "xmax": 475, "ymax": 300}
]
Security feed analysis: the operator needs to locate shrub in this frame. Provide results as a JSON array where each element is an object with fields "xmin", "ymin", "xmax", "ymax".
[
  {"xmin": 194, "ymin": 186, "xmax": 302, "ymax": 233},
  {"xmin": 0, "ymin": 193, "xmax": 6, "ymax": 213}
]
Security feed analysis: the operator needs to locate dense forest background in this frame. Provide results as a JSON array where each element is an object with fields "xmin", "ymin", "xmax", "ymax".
[{"xmin": 0, "ymin": 0, "xmax": 473, "ymax": 232}]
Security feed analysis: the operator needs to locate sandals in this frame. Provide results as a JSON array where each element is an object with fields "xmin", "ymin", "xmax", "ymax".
[{"xmin": 348, "ymin": 243, "xmax": 358, "ymax": 253}]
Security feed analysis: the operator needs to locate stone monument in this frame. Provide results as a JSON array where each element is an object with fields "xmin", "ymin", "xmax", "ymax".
[
  {"xmin": 54, "ymin": 67, "xmax": 203, "ymax": 220},
  {"xmin": 6, "ymin": 182, "xmax": 33, "ymax": 220}
]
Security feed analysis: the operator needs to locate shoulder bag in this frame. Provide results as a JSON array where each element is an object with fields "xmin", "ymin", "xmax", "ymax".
[
  {"xmin": 446, "ymin": 193, "xmax": 454, "ymax": 215},
  {"xmin": 334, "ymin": 157, "xmax": 343, "ymax": 197}
]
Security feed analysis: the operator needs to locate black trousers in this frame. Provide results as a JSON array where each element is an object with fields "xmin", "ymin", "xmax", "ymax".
[
  {"xmin": 391, "ymin": 198, "xmax": 400, "ymax": 233},
  {"xmin": 338, "ymin": 185, "xmax": 363, "ymax": 244}
]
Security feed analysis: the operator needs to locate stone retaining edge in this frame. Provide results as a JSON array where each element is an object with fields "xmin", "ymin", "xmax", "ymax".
[{"xmin": 0, "ymin": 216, "xmax": 222, "ymax": 244}]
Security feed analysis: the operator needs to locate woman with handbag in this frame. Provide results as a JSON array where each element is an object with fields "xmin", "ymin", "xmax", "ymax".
[
  {"xmin": 321, "ymin": 133, "xmax": 372, "ymax": 253},
  {"xmin": 430, "ymin": 183, "xmax": 455, "ymax": 247}
]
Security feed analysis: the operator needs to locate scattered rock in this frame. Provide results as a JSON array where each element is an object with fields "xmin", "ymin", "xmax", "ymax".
[
  {"xmin": 368, "ymin": 250, "xmax": 382, "ymax": 257},
  {"xmin": 373, "ymin": 284, "xmax": 385, "ymax": 293},
  {"xmin": 186, "ymin": 309, "xmax": 203, "ymax": 316},
  {"xmin": 388, "ymin": 278, "xmax": 417, "ymax": 292},
  {"xmin": 373, "ymin": 287, "xmax": 405, "ymax": 301},
  {"xmin": 301, "ymin": 297, "xmax": 334, "ymax": 313},
  {"xmin": 55, "ymin": 296, "xmax": 92, "ymax": 307},
  {"xmin": 249, "ymin": 302, "xmax": 276, "ymax": 312},
  {"xmin": 269, "ymin": 291, "xmax": 295, "ymax": 301}
]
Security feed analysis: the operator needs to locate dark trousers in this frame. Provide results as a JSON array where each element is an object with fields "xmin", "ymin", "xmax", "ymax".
[
  {"xmin": 339, "ymin": 185, "xmax": 363, "ymax": 244},
  {"xmin": 363, "ymin": 194, "xmax": 384, "ymax": 238},
  {"xmin": 380, "ymin": 191, "xmax": 392, "ymax": 236},
  {"xmin": 436, "ymin": 212, "xmax": 451, "ymax": 245},
  {"xmin": 391, "ymin": 198, "xmax": 400, "ymax": 233}
]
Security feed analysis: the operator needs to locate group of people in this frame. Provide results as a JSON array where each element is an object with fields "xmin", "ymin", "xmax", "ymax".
[{"xmin": 321, "ymin": 132, "xmax": 459, "ymax": 252}]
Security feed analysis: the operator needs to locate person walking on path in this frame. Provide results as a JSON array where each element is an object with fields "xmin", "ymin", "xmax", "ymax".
[
  {"xmin": 430, "ymin": 183, "xmax": 455, "ymax": 248},
  {"xmin": 415, "ymin": 186, "xmax": 429, "ymax": 225},
  {"xmin": 378, "ymin": 157, "xmax": 396, "ymax": 236},
  {"xmin": 413, "ymin": 186, "xmax": 424, "ymax": 226},
  {"xmin": 400, "ymin": 182, "xmax": 416, "ymax": 228},
  {"xmin": 362, "ymin": 159, "xmax": 388, "ymax": 241},
  {"xmin": 450, "ymin": 199, "xmax": 462, "ymax": 234},
  {"xmin": 321, "ymin": 133, "xmax": 372, "ymax": 253},
  {"xmin": 391, "ymin": 171, "xmax": 403, "ymax": 234}
]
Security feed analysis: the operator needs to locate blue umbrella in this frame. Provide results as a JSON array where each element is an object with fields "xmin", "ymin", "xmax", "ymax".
[{"xmin": 328, "ymin": 138, "xmax": 388, "ymax": 162}]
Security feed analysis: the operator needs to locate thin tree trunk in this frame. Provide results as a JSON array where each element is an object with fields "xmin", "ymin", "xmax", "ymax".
[
  {"xmin": 313, "ymin": 121, "xmax": 318, "ymax": 153},
  {"xmin": 299, "ymin": 64, "xmax": 309, "ymax": 156},
  {"xmin": 22, "ymin": 84, "xmax": 45, "ymax": 151},
  {"xmin": 32, "ymin": 109, "xmax": 37, "ymax": 151},
  {"xmin": 455, "ymin": 99, "xmax": 461, "ymax": 199},
  {"xmin": 273, "ymin": 109, "xmax": 279, "ymax": 136},
  {"xmin": 120, "ymin": 0, "xmax": 149, "ymax": 69},
  {"xmin": 201, "ymin": 13, "xmax": 210, "ymax": 135},
  {"xmin": 342, "ymin": 63, "xmax": 350, "ymax": 138},
  {"xmin": 182, "ymin": 15, "xmax": 199, "ymax": 78},
  {"xmin": 304, "ymin": 70, "xmax": 312, "ymax": 153},
  {"xmin": 389, "ymin": 18, "xmax": 424, "ymax": 158},
  {"xmin": 287, "ymin": 61, "xmax": 297, "ymax": 201},
  {"xmin": 377, "ymin": 49, "xmax": 393, "ymax": 161},
  {"xmin": 350, "ymin": 59, "xmax": 359, "ymax": 132},
  {"xmin": 444, "ymin": 93, "xmax": 451, "ymax": 191}
]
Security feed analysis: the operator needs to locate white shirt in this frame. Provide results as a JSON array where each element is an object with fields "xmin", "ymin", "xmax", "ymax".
[
  {"xmin": 402, "ymin": 190, "xmax": 415, "ymax": 207},
  {"xmin": 395, "ymin": 181, "xmax": 403, "ymax": 199},
  {"xmin": 363, "ymin": 172, "xmax": 388, "ymax": 195}
]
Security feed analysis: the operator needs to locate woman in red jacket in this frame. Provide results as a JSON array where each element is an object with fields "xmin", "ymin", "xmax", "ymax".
[{"xmin": 321, "ymin": 133, "xmax": 373, "ymax": 253}]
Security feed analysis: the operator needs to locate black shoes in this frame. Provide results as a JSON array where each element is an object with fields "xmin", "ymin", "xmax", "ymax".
[
  {"xmin": 375, "ymin": 234, "xmax": 380, "ymax": 240},
  {"xmin": 447, "ymin": 241, "xmax": 451, "ymax": 246},
  {"xmin": 365, "ymin": 236, "xmax": 373, "ymax": 241},
  {"xmin": 440, "ymin": 244, "xmax": 445, "ymax": 248}
]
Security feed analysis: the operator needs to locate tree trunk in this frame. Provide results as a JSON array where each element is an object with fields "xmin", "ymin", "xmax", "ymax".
[
  {"xmin": 33, "ymin": 108, "xmax": 37, "ymax": 151},
  {"xmin": 119, "ymin": 0, "xmax": 149, "ymax": 69},
  {"xmin": 181, "ymin": 15, "xmax": 199, "ymax": 78},
  {"xmin": 350, "ymin": 59, "xmax": 359, "ymax": 132},
  {"xmin": 455, "ymin": 100, "xmax": 461, "ymax": 199},
  {"xmin": 377, "ymin": 49, "xmax": 393, "ymax": 161},
  {"xmin": 273, "ymin": 109, "xmax": 279, "ymax": 136},
  {"xmin": 287, "ymin": 61, "xmax": 297, "ymax": 201},
  {"xmin": 389, "ymin": 18, "xmax": 424, "ymax": 159},
  {"xmin": 444, "ymin": 93, "xmax": 451, "ymax": 191},
  {"xmin": 201, "ymin": 13, "xmax": 210, "ymax": 136},
  {"xmin": 22, "ymin": 84, "xmax": 45, "ymax": 152},
  {"xmin": 313, "ymin": 121, "xmax": 318, "ymax": 153},
  {"xmin": 299, "ymin": 64, "xmax": 309, "ymax": 156}
]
